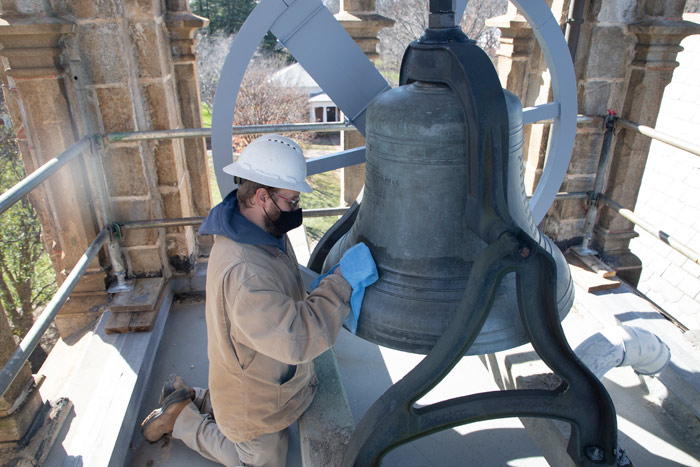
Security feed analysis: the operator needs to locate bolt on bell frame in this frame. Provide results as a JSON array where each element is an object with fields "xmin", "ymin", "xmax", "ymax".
[{"xmin": 329, "ymin": 1, "xmax": 620, "ymax": 465}]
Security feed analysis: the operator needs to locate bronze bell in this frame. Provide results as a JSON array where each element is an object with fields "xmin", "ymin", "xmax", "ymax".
[{"xmin": 321, "ymin": 81, "xmax": 574, "ymax": 355}]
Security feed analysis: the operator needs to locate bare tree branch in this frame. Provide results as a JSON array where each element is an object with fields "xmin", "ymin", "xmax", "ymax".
[{"xmin": 377, "ymin": 0, "xmax": 507, "ymax": 85}]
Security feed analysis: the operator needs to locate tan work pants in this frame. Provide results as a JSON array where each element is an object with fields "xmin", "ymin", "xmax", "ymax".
[{"xmin": 172, "ymin": 387, "xmax": 288, "ymax": 467}]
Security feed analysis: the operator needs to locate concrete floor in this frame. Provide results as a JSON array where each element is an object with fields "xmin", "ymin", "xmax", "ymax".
[
  {"xmin": 127, "ymin": 299, "xmax": 545, "ymax": 467},
  {"xmin": 126, "ymin": 286, "xmax": 700, "ymax": 466}
]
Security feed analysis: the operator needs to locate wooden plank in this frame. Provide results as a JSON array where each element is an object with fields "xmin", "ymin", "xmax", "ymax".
[
  {"xmin": 128, "ymin": 311, "xmax": 159, "ymax": 333},
  {"xmin": 110, "ymin": 277, "xmax": 165, "ymax": 312},
  {"xmin": 128, "ymin": 281, "xmax": 168, "ymax": 332},
  {"xmin": 566, "ymin": 252, "xmax": 621, "ymax": 292},
  {"xmin": 104, "ymin": 312, "xmax": 132, "ymax": 334},
  {"xmin": 568, "ymin": 249, "xmax": 617, "ymax": 278}
]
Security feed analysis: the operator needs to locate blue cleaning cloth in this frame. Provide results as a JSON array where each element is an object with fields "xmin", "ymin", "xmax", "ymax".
[{"xmin": 310, "ymin": 242, "xmax": 378, "ymax": 334}]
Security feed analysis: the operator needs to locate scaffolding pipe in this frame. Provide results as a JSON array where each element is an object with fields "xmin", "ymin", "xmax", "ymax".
[
  {"xmin": 600, "ymin": 195, "xmax": 700, "ymax": 265},
  {"xmin": 619, "ymin": 118, "xmax": 700, "ymax": 157},
  {"xmin": 301, "ymin": 207, "xmax": 349, "ymax": 218},
  {"xmin": 117, "ymin": 207, "xmax": 353, "ymax": 232},
  {"xmin": 565, "ymin": 0, "xmax": 586, "ymax": 61},
  {"xmin": 107, "ymin": 122, "xmax": 352, "ymax": 143},
  {"xmin": 551, "ymin": 191, "xmax": 588, "ymax": 200},
  {"xmin": 577, "ymin": 114, "xmax": 618, "ymax": 254},
  {"xmin": 105, "ymin": 116, "xmax": 605, "ymax": 144},
  {"xmin": 0, "ymin": 137, "xmax": 91, "ymax": 216},
  {"xmin": 121, "ymin": 217, "xmax": 204, "ymax": 229},
  {"xmin": 0, "ymin": 228, "xmax": 110, "ymax": 399}
]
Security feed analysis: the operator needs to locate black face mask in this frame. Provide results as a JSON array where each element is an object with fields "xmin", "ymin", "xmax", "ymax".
[{"xmin": 263, "ymin": 196, "xmax": 303, "ymax": 238}]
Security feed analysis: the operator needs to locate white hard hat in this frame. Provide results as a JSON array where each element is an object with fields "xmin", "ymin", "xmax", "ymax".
[{"xmin": 223, "ymin": 134, "xmax": 312, "ymax": 193}]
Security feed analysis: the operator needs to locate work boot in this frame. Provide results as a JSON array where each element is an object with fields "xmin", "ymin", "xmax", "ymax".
[
  {"xmin": 141, "ymin": 388, "xmax": 191, "ymax": 442},
  {"xmin": 159, "ymin": 374, "xmax": 194, "ymax": 403}
]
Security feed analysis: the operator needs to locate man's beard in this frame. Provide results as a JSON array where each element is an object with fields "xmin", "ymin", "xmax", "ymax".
[{"xmin": 263, "ymin": 209, "xmax": 282, "ymax": 237}]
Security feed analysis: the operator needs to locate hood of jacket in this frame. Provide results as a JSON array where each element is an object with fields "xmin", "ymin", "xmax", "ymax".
[{"xmin": 199, "ymin": 189, "xmax": 285, "ymax": 251}]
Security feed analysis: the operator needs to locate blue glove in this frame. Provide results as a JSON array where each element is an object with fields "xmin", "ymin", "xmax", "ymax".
[{"xmin": 310, "ymin": 242, "xmax": 378, "ymax": 334}]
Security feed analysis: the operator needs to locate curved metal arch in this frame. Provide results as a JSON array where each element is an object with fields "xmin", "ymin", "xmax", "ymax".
[{"xmin": 212, "ymin": 0, "xmax": 577, "ymax": 223}]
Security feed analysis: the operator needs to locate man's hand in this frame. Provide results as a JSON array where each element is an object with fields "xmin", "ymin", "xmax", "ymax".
[{"xmin": 333, "ymin": 266, "xmax": 343, "ymax": 278}]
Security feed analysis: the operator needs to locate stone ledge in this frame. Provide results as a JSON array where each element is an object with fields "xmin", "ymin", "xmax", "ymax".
[
  {"xmin": 298, "ymin": 348, "xmax": 354, "ymax": 466},
  {"xmin": 297, "ymin": 265, "xmax": 355, "ymax": 466},
  {"xmin": 39, "ymin": 283, "xmax": 173, "ymax": 467}
]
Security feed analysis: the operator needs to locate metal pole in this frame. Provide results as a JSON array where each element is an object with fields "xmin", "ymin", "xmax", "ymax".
[
  {"xmin": 70, "ymin": 61, "xmax": 133, "ymax": 292},
  {"xmin": 300, "ymin": 207, "xmax": 349, "ymax": 218},
  {"xmin": 600, "ymin": 195, "xmax": 700, "ymax": 266},
  {"xmin": 575, "ymin": 113, "xmax": 618, "ymax": 255},
  {"xmin": 107, "ymin": 122, "xmax": 352, "ymax": 143},
  {"xmin": 551, "ymin": 191, "xmax": 588, "ymax": 201},
  {"xmin": 117, "ymin": 207, "xmax": 353, "ymax": 231},
  {"xmin": 0, "ymin": 137, "xmax": 91, "ymax": 216},
  {"xmin": 121, "ymin": 217, "xmax": 205, "ymax": 230},
  {"xmin": 0, "ymin": 228, "xmax": 110, "ymax": 399},
  {"xmin": 619, "ymin": 118, "xmax": 700, "ymax": 157},
  {"xmin": 565, "ymin": 0, "xmax": 586, "ymax": 61}
]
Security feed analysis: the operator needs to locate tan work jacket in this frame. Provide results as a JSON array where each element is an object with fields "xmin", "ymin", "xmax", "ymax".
[{"xmin": 205, "ymin": 234, "xmax": 352, "ymax": 442}]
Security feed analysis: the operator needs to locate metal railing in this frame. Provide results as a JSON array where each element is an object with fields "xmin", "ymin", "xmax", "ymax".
[
  {"xmin": 572, "ymin": 113, "xmax": 700, "ymax": 266},
  {"xmin": 0, "ymin": 137, "xmax": 92, "ymax": 216},
  {"xmin": 1, "ymin": 112, "xmax": 699, "ymax": 399}
]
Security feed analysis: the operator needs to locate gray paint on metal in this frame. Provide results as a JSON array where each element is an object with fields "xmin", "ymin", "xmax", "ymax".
[
  {"xmin": 523, "ymin": 102, "xmax": 560, "ymax": 125},
  {"xmin": 510, "ymin": 0, "xmax": 578, "ymax": 222}
]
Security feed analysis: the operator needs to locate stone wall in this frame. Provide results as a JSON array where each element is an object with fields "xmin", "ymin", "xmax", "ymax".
[{"xmin": 0, "ymin": 0, "xmax": 211, "ymax": 337}]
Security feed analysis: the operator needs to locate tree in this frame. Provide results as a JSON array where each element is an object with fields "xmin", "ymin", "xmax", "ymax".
[
  {"xmin": 0, "ymin": 124, "xmax": 56, "ymax": 340},
  {"xmin": 196, "ymin": 34, "xmax": 311, "ymax": 149},
  {"xmin": 232, "ymin": 54, "xmax": 311, "ymax": 151},
  {"xmin": 190, "ymin": 0, "xmax": 277, "ymax": 49},
  {"xmin": 377, "ymin": 0, "xmax": 508, "ymax": 85},
  {"xmin": 196, "ymin": 32, "xmax": 235, "ymax": 111},
  {"xmin": 190, "ymin": 0, "xmax": 256, "ymax": 35}
]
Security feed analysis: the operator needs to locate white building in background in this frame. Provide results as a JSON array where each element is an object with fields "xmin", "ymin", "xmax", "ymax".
[{"xmin": 271, "ymin": 62, "xmax": 343, "ymax": 123}]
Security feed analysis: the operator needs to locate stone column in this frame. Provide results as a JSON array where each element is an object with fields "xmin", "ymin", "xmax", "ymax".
[
  {"xmin": 488, "ymin": 7, "xmax": 535, "ymax": 100},
  {"xmin": 164, "ymin": 0, "xmax": 211, "ymax": 218},
  {"xmin": 592, "ymin": 12, "xmax": 700, "ymax": 284},
  {"xmin": 52, "ymin": 0, "xmax": 208, "ymax": 279},
  {"xmin": 336, "ymin": 0, "xmax": 393, "ymax": 206},
  {"xmin": 165, "ymin": 1, "xmax": 213, "ymax": 254},
  {"xmin": 0, "ymin": 10, "xmax": 109, "ymax": 337},
  {"xmin": 0, "ymin": 311, "xmax": 42, "ymax": 449},
  {"xmin": 0, "ymin": 1, "xmax": 210, "ymax": 337}
]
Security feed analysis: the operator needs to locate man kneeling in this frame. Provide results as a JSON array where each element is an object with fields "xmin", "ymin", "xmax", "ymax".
[{"xmin": 141, "ymin": 135, "xmax": 352, "ymax": 466}]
